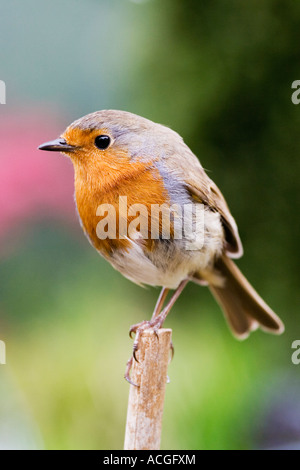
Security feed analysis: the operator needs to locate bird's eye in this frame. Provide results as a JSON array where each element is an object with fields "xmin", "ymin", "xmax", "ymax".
[{"xmin": 94, "ymin": 135, "xmax": 111, "ymax": 150}]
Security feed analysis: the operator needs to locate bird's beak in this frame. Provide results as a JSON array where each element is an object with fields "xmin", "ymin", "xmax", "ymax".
[{"xmin": 38, "ymin": 138, "xmax": 76, "ymax": 152}]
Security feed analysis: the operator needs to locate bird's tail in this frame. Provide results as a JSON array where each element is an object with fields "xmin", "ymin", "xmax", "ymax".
[{"xmin": 209, "ymin": 255, "xmax": 284, "ymax": 340}]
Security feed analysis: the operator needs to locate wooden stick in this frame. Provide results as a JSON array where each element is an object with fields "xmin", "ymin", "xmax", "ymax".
[{"xmin": 124, "ymin": 328, "xmax": 172, "ymax": 450}]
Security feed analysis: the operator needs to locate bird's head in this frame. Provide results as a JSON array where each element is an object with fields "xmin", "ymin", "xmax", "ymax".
[{"xmin": 38, "ymin": 110, "xmax": 183, "ymax": 171}]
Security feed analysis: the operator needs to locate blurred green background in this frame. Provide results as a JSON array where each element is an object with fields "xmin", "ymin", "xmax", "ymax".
[{"xmin": 0, "ymin": 0, "xmax": 299, "ymax": 450}]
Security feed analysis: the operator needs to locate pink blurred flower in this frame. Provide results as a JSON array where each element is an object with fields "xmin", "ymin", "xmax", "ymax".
[{"xmin": 0, "ymin": 109, "xmax": 77, "ymax": 250}]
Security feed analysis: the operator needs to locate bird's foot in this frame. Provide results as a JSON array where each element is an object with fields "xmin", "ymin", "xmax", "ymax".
[
  {"xmin": 130, "ymin": 316, "xmax": 163, "ymax": 362},
  {"xmin": 125, "ymin": 313, "xmax": 173, "ymax": 386},
  {"xmin": 124, "ymin": 356, "xmax": 136, "ymax": 387}
]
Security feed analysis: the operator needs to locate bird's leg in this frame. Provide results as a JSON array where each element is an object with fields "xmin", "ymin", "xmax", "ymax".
[
  {"xmin": 150, "ymin": 287, "xmax": 175, "ymax": 361},
  {"xmin": 132, "ymin": 280, "xmax": 188, "ymax": 360},
  {"xmin": 125, "ymin": 287, "xmax": 169, "ymax": 386},
  {"xmin": 129, "ymin": 287, "xmax": 169, "ymax": 340},
  {"xmin": 129, "ymin": 286, "xmax": 171, "ymax": 359},
  {"xmin": 151, "ymin": 287, "xmax": 170, "ymax": 320},
  {"xmin": 125, "ymin": 281, "xmax": 188, "ymax": 386},
  {"xmin": 149, "ymin": 280, "xmax": 188, "ymax": 333}
]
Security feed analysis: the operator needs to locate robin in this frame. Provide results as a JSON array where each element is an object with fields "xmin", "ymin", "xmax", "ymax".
[{"xmin": 39, "ymin": 110, "xmax": 284, "ymax": 384}]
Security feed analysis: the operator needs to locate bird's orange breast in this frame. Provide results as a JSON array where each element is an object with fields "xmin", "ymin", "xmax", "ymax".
[{"xmin": 72, "ymin": 150, "xmax": 170, "ymax": 256}]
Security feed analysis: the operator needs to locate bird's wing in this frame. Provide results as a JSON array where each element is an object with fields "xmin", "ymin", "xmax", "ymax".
[{"xmin": 162, "ymin": 148, "xmax": 243, "ymax": 258}]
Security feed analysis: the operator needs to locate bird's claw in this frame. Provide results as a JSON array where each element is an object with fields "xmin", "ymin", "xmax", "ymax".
[
  {"xmin": 170, "ymin": 340, "xmax": 175, "ymax": 362},
  {"xmin": 131, "ymin": 320, "xmax": 152, "ymax": 362},
  {"xmin": 125, "ymin": 313, "xmax": 174, "ymax": 385},
  {"xmin": 129, "ymin": 320, "xmax": 149, "ymax": 339},
  {"xmin": 124, "ymin": 357, "xmax": 138, "ymax": 387},
  {"xmin": 132, "ymin": 342, "xmax": 139, "ymax": 363}
]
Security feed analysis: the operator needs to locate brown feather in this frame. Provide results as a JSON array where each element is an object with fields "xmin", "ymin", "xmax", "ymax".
[
  {"xmin": 209, "ymin": 255, "xmax": 284, "ymax": 338},
  {"xmin": 185, "ymin": 181, "xmax": 243, "ymax": 258}
]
